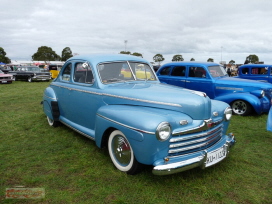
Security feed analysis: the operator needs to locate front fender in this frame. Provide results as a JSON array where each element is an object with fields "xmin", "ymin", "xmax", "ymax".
[
  {"xmin": 94, "ymin": 105, "xmax": 177, "ymax": 165},
  {"xmin": 215, "ymin": 93, "xmax": 262, "ymax": 114}
]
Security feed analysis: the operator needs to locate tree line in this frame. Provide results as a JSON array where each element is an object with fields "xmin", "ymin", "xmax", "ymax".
[{"xmin": 0, "ymin": 46, "xmax": 261, "ymax": 65}]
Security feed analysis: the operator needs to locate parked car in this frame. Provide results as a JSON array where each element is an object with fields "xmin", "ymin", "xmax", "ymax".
[
  {"xmin": 236, "ymin": 64, "xmax": 272, "ymax": 83},
  {"xmin": 48, "ymin": 64, "xmax": 62, "ymax": 79},
  {"xmin": 42, "ymin": 54, "xmax": 235, "ymax": 175},
  {"xmin": 156, "ymin": 62, "xmax": 272, "ymax": 116},
  {"xmin": 0, "ymin": 66, "xmax": 13, "ymax": 74},
  {"xmin": 0, "ymin": 70, "xmax": 13, "ymax": 84},
  {"xmin": 11, "ymin": 66, "xmax": 51, "ymax": 82}
]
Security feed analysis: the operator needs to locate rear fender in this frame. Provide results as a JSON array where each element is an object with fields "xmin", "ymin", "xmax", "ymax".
[{"xmin": 42, "ymin": 87, "xmax": 60, "ymax": 121}]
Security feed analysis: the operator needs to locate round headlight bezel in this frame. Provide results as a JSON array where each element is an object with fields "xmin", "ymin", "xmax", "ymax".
[
  {"xmin": 156, "ymin": 122, "xmax": 171, "ymax": 142},
  {"xmin": 224, "ymin": 107, "xmax": 232, "ymax": 121}
]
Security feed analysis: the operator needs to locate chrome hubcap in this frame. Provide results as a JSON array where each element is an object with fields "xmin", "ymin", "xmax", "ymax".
[
  {"xmin": 232, "ymin": 101, "xmax": 246, "ymax": 115},
  {"xmin": 112, "ymin": 135, "xmax": 131, "ymax": 166}
]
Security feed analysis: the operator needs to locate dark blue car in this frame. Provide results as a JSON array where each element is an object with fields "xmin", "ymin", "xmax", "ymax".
[
  {"xmin": 236, "ymin": 64, "xmax": 272, "ymax": 83},
  {"xmin": 157, "ymin": 62, "xmax": 272, "ymax": 116}
]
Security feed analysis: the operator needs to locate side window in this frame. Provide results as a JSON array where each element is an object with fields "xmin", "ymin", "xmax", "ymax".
[
  {"xmin": 241, "ymin": 68, "xmax": 249, "ymax": 74},
  {"xmin": 251, "ymin": 68, "xmax": 262, "ymax": 75},
  {"xmin": 189, "ymin": 67, "xmax": 206, "ymax": 78},
  {"xmin": 160, "ymin": 67, "xmax": 171, "ymax": 75},
  {"xmin": 74, "ymin": 62, "xmax": 94, "ymax": 84},
  {"xmin": 62, "ymin": 63, "xmax": 72, "ymax": 81},
  {"xmin": 171, "ymin": 66, "xmax": 186, "ymax": 76}
]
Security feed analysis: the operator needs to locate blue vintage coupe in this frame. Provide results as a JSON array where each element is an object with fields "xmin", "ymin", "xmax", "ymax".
[
  {"xmin": 42, "ymin": 54, "xmax": 235, "ymax": 175},
  {"xmin": 157, "ymin": 62, "xmax": 272, "ymax": 116},
  {"xmin": 236, "ymin": 64, "xmax": 272, "ymax": 83}
]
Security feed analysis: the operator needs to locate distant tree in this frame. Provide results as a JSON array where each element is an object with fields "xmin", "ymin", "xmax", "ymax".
[
  {"xmin": 190, "ymin": 58, "xmax": 195, "ymax": 61},
  {"xmin": 244, "ymin": 54, "xmax": 259, "ymax": 64},
  {"xmin": 120, "ymin": 51, "xmax": 131, "ymax": 55},
  {"xmin": 61, "ymin": 47, "xmax": 73, "ymax": 61},
  {"xmin": 0, "ymin": 47, "xmax": 11, "ymax": 63},
  {"xmin": 229, "ymin": 60, "xmax": 235, "ymax": 65},
  {"xmin": 153, "ymin": 54, "xmax": 165, "ymax": 65},
  {"xmin": 207, "ymin": 58, "xmax": 214, "ymax": 62},
  {"xmin": 32, "ymin": 46, "xmax": 60, "ymax": 63},
  {"xmin": 131, "ymin": 52, "xmax": 143, "ymax": 58},
  {"xmin": 172, "ymin": 54, "xmax": 184, "ymax": 61}
]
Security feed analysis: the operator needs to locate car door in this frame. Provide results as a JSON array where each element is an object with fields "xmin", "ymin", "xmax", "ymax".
[
  {"xmin": 269, "ymin": 67, "xmax": 272, "ymax": 83},
  {"xmin": 164, "ymin": 65, "xmax": 186, "ymax": 87},
  {"xmin": 250, "ymin": 66, "xmax": 270, "ymax": 82},
  {"xmin": 185, "ymin": 66, "xmax": 214, "ymax": 98},
  {"xmin": 55, "ymin": 61, "xmax": 99, "ymax": 137}
]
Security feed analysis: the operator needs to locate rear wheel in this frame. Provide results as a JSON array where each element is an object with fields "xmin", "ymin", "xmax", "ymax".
[
  {"xmin": 47, "ymin": 116, "xmax": 59, "ymax": 127},
  {"xmin": 231, "ymin": 100, "xmax": 252, "ymax": 116},
  {"xmin": 13, "ymin": 75, "xmax": 16, "ymax": 81},
  {"xmin": 108, "ymin": 130, "xmax": 143, "ymax": 174},
  {"xmin": 27, "ymin": 77, "xmax": 32, "ymax": 82}
]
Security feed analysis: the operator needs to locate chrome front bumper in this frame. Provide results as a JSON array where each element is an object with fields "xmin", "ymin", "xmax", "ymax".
[{"xmin": 152, "ymin": 134, "xmax": 235, "ymax": 176}]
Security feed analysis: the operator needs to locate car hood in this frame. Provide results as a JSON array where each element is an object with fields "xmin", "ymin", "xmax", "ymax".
[
  {"xmin": 102, "ymin": 82, "xmax": 212, "ymax": 120},
  {"xmin": 0, "ymin": 73, "xmax": 12, "ymax": 77},
  {"xmin": 215, "ymin": 76, "xmax": 272, "ymax": 89}
]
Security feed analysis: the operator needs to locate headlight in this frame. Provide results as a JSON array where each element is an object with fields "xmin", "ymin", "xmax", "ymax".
[
  {"xmin": 224, "ymin": 107, "xmax": 232, "ymax": 121},
  {"xmin": 156, "ymin": 122, "xmax": 171, "ymax": 141},
  {"xmin": 250, "ymin": 90, "xmax": 265, "ymax": 98},
  {"xmin": 261, "ymin": 90, "xmax": 265, "ymax": 98}
]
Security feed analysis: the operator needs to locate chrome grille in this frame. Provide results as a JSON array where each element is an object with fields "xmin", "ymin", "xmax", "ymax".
[{"xmin": 169, "ymin": 122, "xmax": 223, "ymax": 156}]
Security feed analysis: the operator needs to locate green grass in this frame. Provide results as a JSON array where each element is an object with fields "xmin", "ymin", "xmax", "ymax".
[{"xmin": 0, "ymin": 81, "xmax": 272, "ymax": 204}]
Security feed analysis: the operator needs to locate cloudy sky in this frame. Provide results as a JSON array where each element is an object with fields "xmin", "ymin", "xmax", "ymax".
[{"xmin": 1, "ymin": 0, "xmax": 272, "ymax": 64}]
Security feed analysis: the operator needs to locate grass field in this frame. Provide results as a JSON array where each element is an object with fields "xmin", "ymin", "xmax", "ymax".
[{"xmin": 0, "ymin": 81, "xmax": 271, "ymax": 204}]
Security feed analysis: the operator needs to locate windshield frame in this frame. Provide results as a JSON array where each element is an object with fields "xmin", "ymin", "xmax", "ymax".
[
  {"xmin": 97, "ymin": 61, "xmax": 158, "ymax": 84},
  {"xmin": 207, "ymin": 65, "xmax": 228, "ymax": 78}
]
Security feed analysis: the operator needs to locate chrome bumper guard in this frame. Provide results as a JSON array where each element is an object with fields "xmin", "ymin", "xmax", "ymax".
[{"xmin": 152, "ymin": 134, "xmax": 235, "ymax": 176}]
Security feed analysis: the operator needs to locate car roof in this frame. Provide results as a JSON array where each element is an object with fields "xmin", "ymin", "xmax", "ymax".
[
  {"xmin": 239, "ymin": 64, "xmax": 272, "ymax": 68},
  {"xmin": 161, "ymin": 61, "xmax": 219, "ymax": 67},
  {"xmin": 67, "ymin": 54, "xmax": 149, "ymax": 65}
]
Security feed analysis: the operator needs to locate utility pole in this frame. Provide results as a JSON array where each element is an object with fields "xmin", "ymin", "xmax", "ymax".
[{"xmin": 124, "ymin": 40, "xmax": 127, "ymax": 52}]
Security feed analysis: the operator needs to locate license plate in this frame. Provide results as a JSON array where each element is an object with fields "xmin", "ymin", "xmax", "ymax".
[
  {"xmin": 2, "ymin": 81, "xmax": 7, "ymax": 83},
  {"xmin": 205, "ymin": 146, "xmax": 226, "ymax": 167}
]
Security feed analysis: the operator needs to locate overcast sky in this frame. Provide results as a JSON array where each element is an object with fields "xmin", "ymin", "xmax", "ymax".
[{"xmin": 1, "ymin": 0, "xmax": 272, "ymax": 64}]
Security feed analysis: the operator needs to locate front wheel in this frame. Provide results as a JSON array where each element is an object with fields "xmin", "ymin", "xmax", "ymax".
[
  {"xmin": 27, "ymin": 77, "xmax": 32, "ymax": 82},
  {"xmin": 13, "ymin": 75, "xmax": 16, "ymax": 81},
  {"xmin": 231, "ymin": 100, "xmax": 252, "ymax": 116},
  {"xmin": 108, "ymin": 130, "xmax": 143, "ymax": 174},
  {"xmin": 47, "ymin": 116, "xmax": 59, "ymax": 127}
]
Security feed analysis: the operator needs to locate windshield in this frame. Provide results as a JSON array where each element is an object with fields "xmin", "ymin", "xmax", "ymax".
[
  {"xmin": 208, "ymin": 66, "xmax": 228, "ymax": 78},
  {"xmin": 97, "ymin": 61, "xmax": 157, "ymax": 84}
]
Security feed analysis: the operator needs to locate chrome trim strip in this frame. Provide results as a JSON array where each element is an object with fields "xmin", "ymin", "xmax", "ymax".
[
  {"xmin": 172, "ymin": 119, "xmax": 223, "ymax": 136},
  {"xmin": 60, "ymin": 120, "xmax": 95, "ymax": 141},
  {"xmin": 43, "ymin": 94, "xmax": 56, "ymax": 100},
  {"xmin": 172, "ymin": 121, "xmax": 205, "ymax": 135},
  {"xmin": 97, "ymin": 113, "xmax": 155, "ymax": 134},
  {"xmin": 51, "ymin": 83, "xmax": 181, "ymax": 107},
  {"xmin": 216, "ymin": 87, "xmax": 243, "ymax": 91}
]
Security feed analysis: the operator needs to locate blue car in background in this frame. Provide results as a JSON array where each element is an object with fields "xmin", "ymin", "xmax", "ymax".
[
  {"xmin": 236, "ymin": 64, "xmax": 272, "ymax": 83},
  {"xmin": 157, "ymin": 62, "xmax": 272, "ymax": 116},
  {"xmin": 42, "ymin": 54, "xmax": 235, "ymax": 175},
  {"xmin": 267, "ymin": 107, "xmax": 272, "ymax": 132}
]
